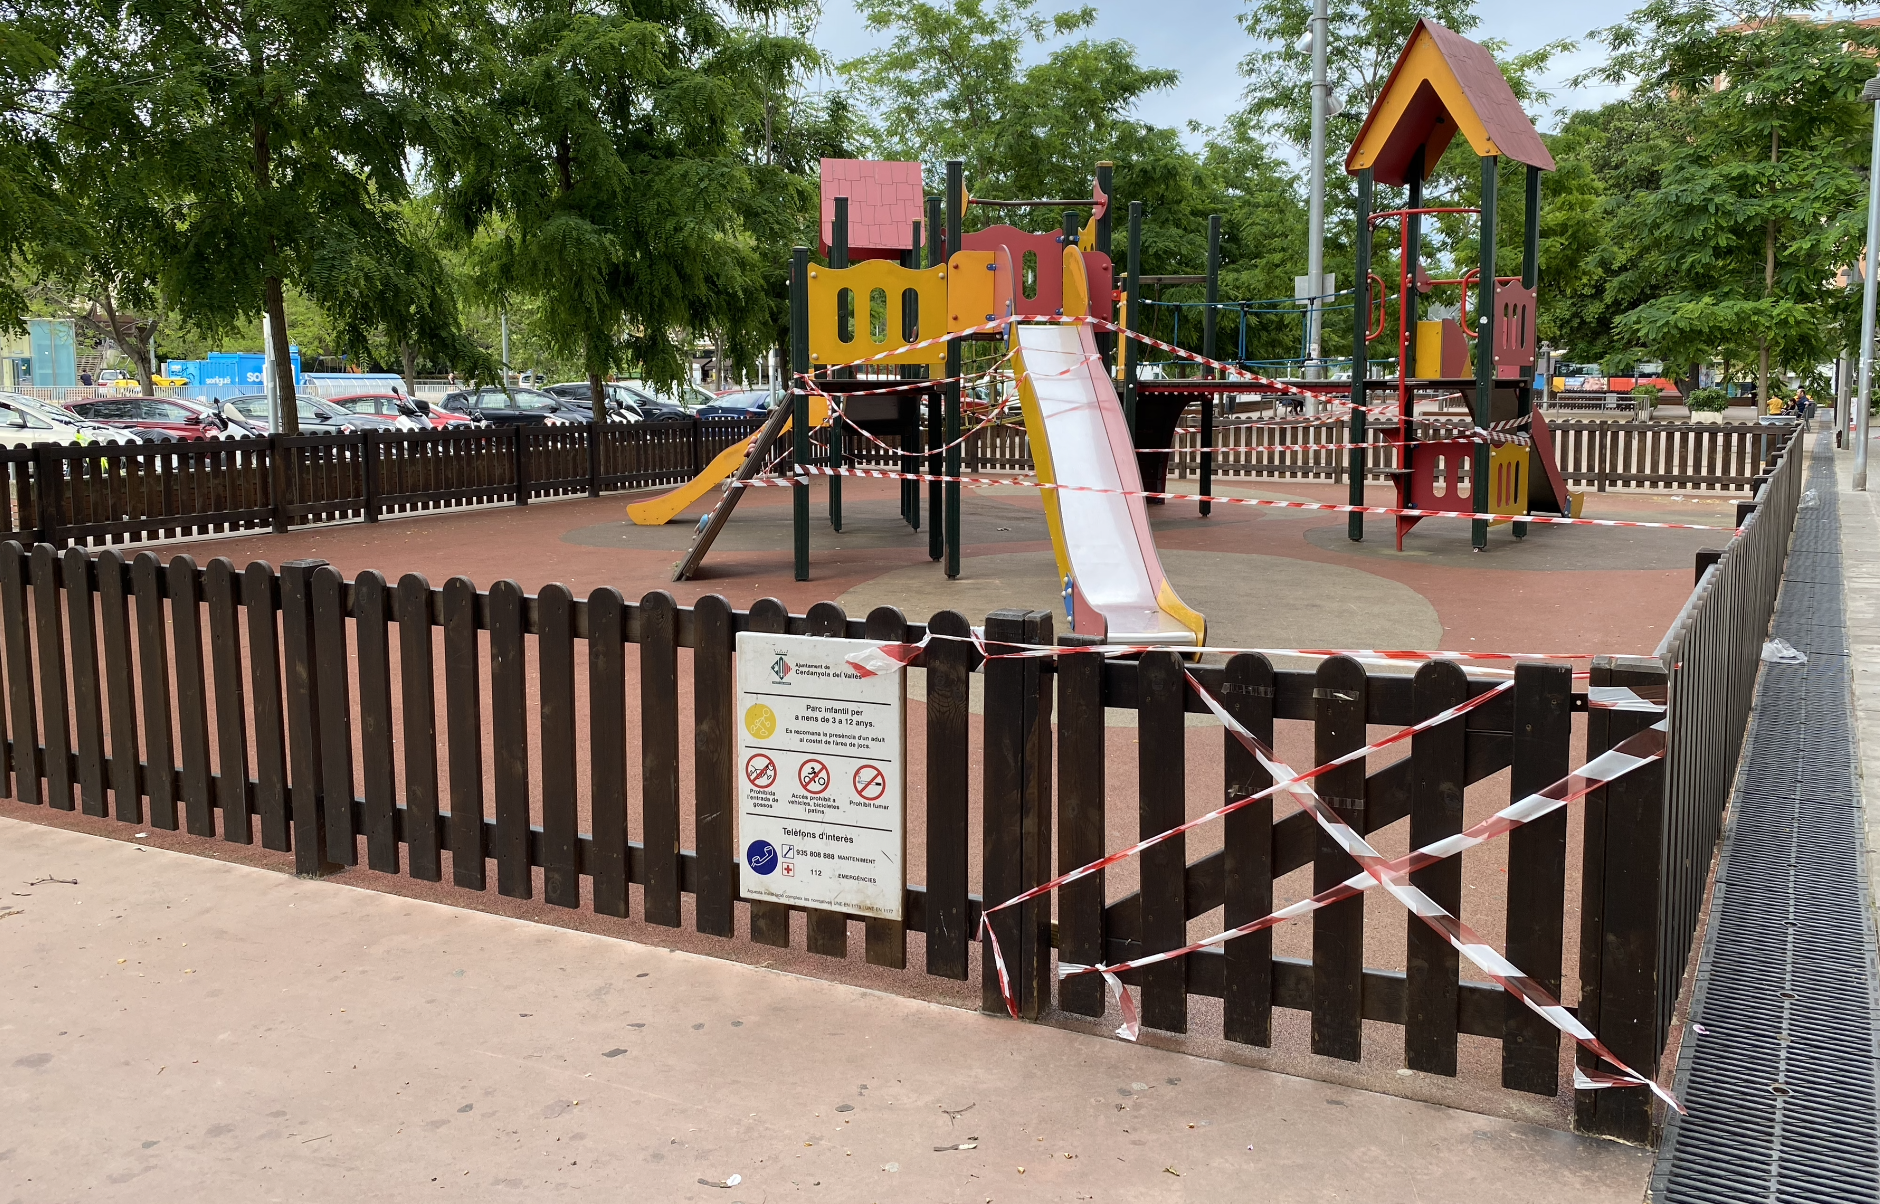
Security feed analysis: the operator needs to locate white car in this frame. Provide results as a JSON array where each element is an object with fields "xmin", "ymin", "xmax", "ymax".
[{"xmin": 0, "ymin": 395, "xmax": 91, "ymax": 448}]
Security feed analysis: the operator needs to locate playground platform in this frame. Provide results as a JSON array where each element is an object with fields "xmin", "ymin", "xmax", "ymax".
[{"xmin": 0, "ymin": 816, "xmax": 1654, "ymax": 1202}]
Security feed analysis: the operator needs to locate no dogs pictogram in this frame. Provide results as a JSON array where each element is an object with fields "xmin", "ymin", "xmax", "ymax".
[
  {"xmin": 744, "ymin": 753, "xmax": 777, "ymax": 789},
  {"xmin": 852, "ymin": 764, "xmax": 887, "ymax": 801},
  {"xmin": 798, "ymin": 759, "xmax": 832, "ymax": 794}
]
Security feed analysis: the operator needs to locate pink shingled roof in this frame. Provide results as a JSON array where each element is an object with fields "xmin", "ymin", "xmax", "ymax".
[{"xmin": 820, "ymin": 159, "xmax": 927, "ymax": 257}]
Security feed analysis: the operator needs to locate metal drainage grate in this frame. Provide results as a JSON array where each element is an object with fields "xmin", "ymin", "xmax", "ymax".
[{"xmin": 1652, "ymin": 438, "xmax": 1880, "ymax": 1203}]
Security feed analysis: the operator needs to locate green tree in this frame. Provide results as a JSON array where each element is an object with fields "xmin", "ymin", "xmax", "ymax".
[
  {"xmin": 842, "ymin": 0, "xmax": 1184, "ymax": 227},
  {"xmin": 0, "ymin": 0, "xmax": 72, "ymax": 326},
  {"xmin": 1586, "ymin": 2, "xmax": 1880, "ymax": 402},
  {"xmin": 842, "ymin": 0, "xmax": 1312, "ymax": 367},
  {"xmin": 59, "ymin": 0, "xmax": 472, "ymax": 429},
  {"xmin": 433, "ymin": 0, "xmax": 820, "ymax": 409}
]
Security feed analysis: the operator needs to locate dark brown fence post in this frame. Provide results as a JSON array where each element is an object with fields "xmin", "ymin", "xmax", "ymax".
[
  {"xmin": 1312, "ymin": 654, "xmax": 1368, "ymax": 1060},
  {"xmin": 1222, "ymin": 651, "xmax": 1275, "ymax": 1046},
  {"xmin": 31, "ymin": 544, "xmax": 72, "ymax": 810},
  {"xmin": 1576, "ymin": 654, "xmax": 1669, "ymax": 1143},
  {"xmin": 61, "ymin": 547, "xmax": 107, "ymax": 818},
  {"xmin": 923, "ymin": 609, "xmax": 976, "ymax": 978},
  {"xmin": 512, "ymin": 427, "xmax": 529, "ymax": 506},
  {"xmin": 1137, "ymin": 647, "xmax": 1187, "ymax": 1033},
  {"xmin": 269, "ymin": 433, "xmax": 290, "ymax": 533},
  {"xmin": 862, "ymin": 605, "xmax": 911, "ymax": 970},
  {"xmin": 361, "ymin": 430, "xmax": 381, "ymax": 523},
  {"xmin": 1056, "ymin": 633, "xmax": 1107, "ymax": 1017},
  {"xmin": 0, "ymin": 541, "xmax": 34, "ymax": 805},
  {"xmin": 1406, "ymin": 659, "xmax": 1467, "ymax": 1074},
  {"xmin": 33, "ymin": 447, "xmax": 65, "ymax": 548},
  {"xmin": 1502, "ymin": 661, "xmax": 1574, "ymax": 1094},
  {"xmin": 587, "ymin": 421, "xmax": 602, "ymax": 498},
  {"xmin": 639, "ymin": 589, "xmax": 681, "ymax": 925},
  {"xmin": 691, "ymin": 594, "xmax": 736, "ymax": 937},
  {"xmin": 980, "ymin": 608, "xmax": 1053, "ymax": 1018},
  {"xmin": 280, "ymin": 558, "xmax": 341, "ymax": 876}
]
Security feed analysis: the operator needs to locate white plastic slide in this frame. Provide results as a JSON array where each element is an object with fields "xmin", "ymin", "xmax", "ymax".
[{"xmin": 1011, "ymin": 322, "xmax": 1205, "ymax": 646}]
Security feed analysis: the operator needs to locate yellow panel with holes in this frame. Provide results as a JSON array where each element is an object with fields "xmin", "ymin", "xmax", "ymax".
[
  {"xmin": 806, "ymin": 260, "xmax": 948, "ymax": 370},
  {"xmin": 1487, "ymin": 442, "xmax": 1528, "ymax": 524}
]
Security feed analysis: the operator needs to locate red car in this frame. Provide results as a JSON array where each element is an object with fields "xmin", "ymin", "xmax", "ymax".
[
  {"xmin": 323, "ymin": 392, "xmax": 472, "ymax": 430},
  {"xmin": 65, "ymin": 396, "xmax": 231, "ymax": 441}
]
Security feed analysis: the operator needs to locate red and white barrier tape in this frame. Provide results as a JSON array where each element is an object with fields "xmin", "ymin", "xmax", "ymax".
[
  {"xmin": 1060, "ymin": 669, "xmax": 1676, "ymax": 1113},
  {"xmin": 842, "ymin": 630, "xmax": 1675, "ymax": 1102},
  {"xmin": 847, "ymin": 634, "xmax": 1667, "ymax": 708},
  {"xmin": 1051, "ymin": 672, "xmax": 1681, "ymax": 1111},
  {"xmin": 735, "ymin": 464, "xmax": 1738, "ymax": 533}
]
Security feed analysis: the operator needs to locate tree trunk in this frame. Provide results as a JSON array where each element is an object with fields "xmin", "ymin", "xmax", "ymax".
[
  {"xmin": 97, "ymin": 282, "xmax": 156, "ymax": 396},
  {"xmin": 401, "ymin": 341, "xmax": 417, "ymax": 395}
]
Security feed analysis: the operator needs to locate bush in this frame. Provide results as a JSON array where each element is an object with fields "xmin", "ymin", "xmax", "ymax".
[
  {"xmin": 1686, "ymin": 387, "xmax": 1728, "ymax": 413},
  {"xmin": 1630, "ymin": 383, "xmax": 1662, "ymax": 403}
]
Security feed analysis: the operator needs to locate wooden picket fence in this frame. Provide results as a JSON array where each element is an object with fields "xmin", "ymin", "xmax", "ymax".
[
  {"xmin": 851, "ymin": 415, "xmax": 1793, "ymax": 491},
  {"xmin": 0, "ymin": 540, "xmax": 1705, "ymax": 1135},
  {"xmin": 0, "ymin": 418, "xmax": 766, "ymax": 547}
]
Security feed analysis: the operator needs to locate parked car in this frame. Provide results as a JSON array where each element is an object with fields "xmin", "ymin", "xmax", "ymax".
[
  {"xmin": 221, "ymin": 394, "xmax": 409, "ymax": 435},
  {"xmin": 622, "ymin": 378, "xmax": 714, "ymax": 413},
  {"xmin": 541, "ymin": 382, "xmax": 647, "ymax": 422},
  {"xmin": 0, "ymin": 394, "xmax": 95, "ymax": 448},
  {"xmin": 0, "ymin": 391, "xmax": 151, "ymax": 443},
  {"xmin": 607, "ymin": 381, "xmax": 693, "ymax": 421},
  {"xmin": 437, "ymin": 386, "xmax": 580, "ymax": 427},
  {"xmin": 65, "ymin": 395, "xmax": 234, "ymax": 441},
  {"xmin": 695, "ymin": 389, "xmax": 775, "ymax": 419},
  {"xmin": 323, "ymin": 391, "xmax": 468, "ymax": 430}
]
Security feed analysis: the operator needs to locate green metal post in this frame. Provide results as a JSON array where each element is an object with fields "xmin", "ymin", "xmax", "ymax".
[
  {"xmin": 791, "ymin": 246, "xmax": 811, "ymax": 580},
  {"xmin": 1123, "ymin": 201, "xmax": 1142, "ymax": 434},
  {"xmin": 1348, "ymin": 170, "xmax": 1372, "ymax": 542},
  {"xmin": 1514, "ymin": 164, "xmax": 1542, "ymax": 540},
  {"xmin": 1472, "ymin": 157, "xmax": 1499, "ymax": 552},
  {"xmin": 945, "ymin": 160, "xmax": 964, "ymax": 579},
  {"xmin": 927, "ymin": 195, "xmax": 945, "ymax": 561},
  {"xmin": 829, "ymin": 196, "xmax": 847, "ymax": 532},
  {"xmin": 1202, "ymin": 215, "xmax": 1220, "ymax": 517}
]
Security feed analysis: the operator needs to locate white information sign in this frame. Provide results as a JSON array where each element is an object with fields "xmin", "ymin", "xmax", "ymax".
[{"xmin": 736, "ymin": 632, "xmax": 906, "ymax": 921}]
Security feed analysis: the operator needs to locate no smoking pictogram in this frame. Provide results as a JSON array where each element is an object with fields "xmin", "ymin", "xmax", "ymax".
[
  {"xmin": 852, "ymin": 764, "xmax": 887, "ymax": 801},
  {"xmin": 744, "ymin": 752, "xmax": 777, "ymax": 790},
  {"xmin": 797, "ymin": 759, "xmax": 831, "ymax": 794}
]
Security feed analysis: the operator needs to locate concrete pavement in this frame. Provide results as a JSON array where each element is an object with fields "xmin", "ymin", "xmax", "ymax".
[
  {"xmin": 0, "ymin": 818, "xmax": 1652, "ymax": 1202},
  {"xmin": 1835, "ymin": 438, "xmax": 1880, "ymax": 933}
]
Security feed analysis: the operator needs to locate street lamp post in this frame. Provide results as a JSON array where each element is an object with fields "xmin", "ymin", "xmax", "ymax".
[
  {"xmin": 1304, "ymin": 0, "xmax": 1330, "ymax": 399},
  {"xmin": 1853, "ymin": 74, "xmax": 1880, "ymax": 489}
]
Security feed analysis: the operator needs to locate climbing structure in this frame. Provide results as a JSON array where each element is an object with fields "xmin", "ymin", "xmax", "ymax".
[{"xmin": 1343, "ymin": 18, "xmax": 1582, "ymax": 550}]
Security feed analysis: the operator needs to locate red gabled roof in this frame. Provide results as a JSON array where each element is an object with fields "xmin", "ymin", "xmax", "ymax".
[
  {"xmin": 819, "ymin": 159, "xmax": 927, "ymax": 259},
  {"xmin": 1346, "ymin": 19, "xmax": 1555, "ymax": 185}
]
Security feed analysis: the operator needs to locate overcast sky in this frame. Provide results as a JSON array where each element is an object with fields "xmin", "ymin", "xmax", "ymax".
[{"xmin": 806, "ymin": 0, "xmax": 1647, "ymax": 143}]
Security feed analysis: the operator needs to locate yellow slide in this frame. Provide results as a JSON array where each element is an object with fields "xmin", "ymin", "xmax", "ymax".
[{"xmin": 627, "ymin": 396, "xmax": 826, "ymax": 526}]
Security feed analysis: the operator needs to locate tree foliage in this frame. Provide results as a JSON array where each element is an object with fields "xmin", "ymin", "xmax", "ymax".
[
  {"xmin": 1577, "ymin": 1, "xmax": 1879, "ymax": 396},
  {"xmin": 432, "ymin": 0, "xmax": 822, "ymax": 402}
]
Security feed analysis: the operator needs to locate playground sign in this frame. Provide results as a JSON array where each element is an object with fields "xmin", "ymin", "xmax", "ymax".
[{"xmin": 736, "ymin": 633, "xmax": 907, "ymax": 920}]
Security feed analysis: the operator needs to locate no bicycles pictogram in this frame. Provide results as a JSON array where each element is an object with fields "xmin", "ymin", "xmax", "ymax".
[
  {"xmin": 852, "ymin": 764, "xmax": 887, "ymax": 802},
  {"xmin": 798, "ymin": 759, "xmax": 832, "ymax": 794},
  {"xmin": 744, "ymin": 753, "xmax": 777, "ymax": 790}
]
